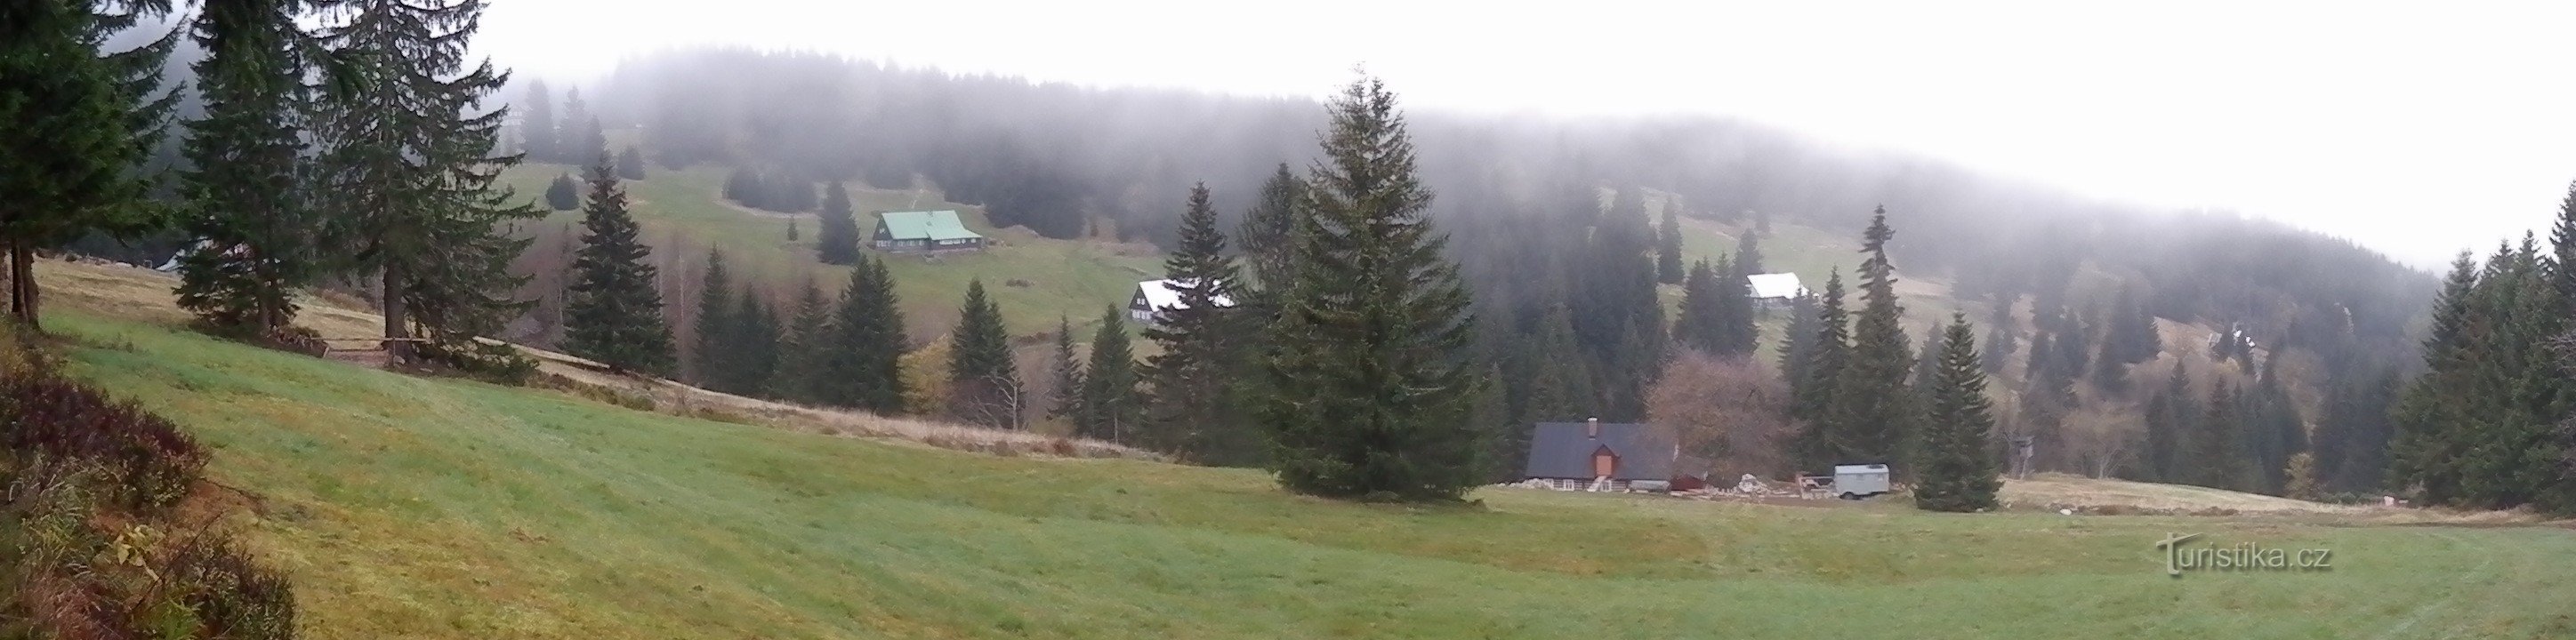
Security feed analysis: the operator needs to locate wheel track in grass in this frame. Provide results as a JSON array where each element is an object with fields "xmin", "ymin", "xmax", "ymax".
[{"xmin": 2371, "ymin": 531, "xmax": 2493, "ymax": 640}]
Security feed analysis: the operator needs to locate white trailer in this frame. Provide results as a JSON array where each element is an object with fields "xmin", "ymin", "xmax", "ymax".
[{"xmin": 1832, "ymin": 463, "xmax": 1891, "ymax": 499}]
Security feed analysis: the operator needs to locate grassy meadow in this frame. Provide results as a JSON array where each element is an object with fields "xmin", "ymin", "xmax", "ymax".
[{"xmin": 43, "ymin": 305, "xmax": 2576, "ymax": 639}]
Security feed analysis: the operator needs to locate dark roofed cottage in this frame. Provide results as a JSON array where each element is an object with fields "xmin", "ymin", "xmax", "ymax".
[{"xmin": 1522, "ymin": 418, "xmax": 1678, "ymax": 492}]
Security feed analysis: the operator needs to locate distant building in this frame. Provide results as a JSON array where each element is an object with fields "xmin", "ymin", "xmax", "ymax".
[
  {"xmin": 1521, "ymin": 418, "xmax": 1680, "ymax": 492},
  {"xmin": 1746, "ymin": 272, "xmax": 1807, "ymax": 308},
  {"xmin": 872, "ymin": 210, "xmax": 986, "ymax": 253},
  {"xmin": 1128, "ymin": 278, "xmax": 1236, "ymax": 325}
]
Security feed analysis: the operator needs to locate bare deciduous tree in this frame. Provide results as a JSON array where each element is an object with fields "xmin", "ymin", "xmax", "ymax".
[{"xmin": 1646, "ymin": 349, "xmax": 1795, "ymax": 480}]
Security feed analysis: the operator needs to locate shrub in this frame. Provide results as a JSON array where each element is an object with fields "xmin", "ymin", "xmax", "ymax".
[{"xmin": 1, "ymin": 374, "xmax": 207, "ymax": 511}]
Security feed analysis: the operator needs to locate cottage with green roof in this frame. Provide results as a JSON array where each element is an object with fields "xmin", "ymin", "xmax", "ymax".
[{"xmin": 872, "ymin": 210, "xmax": 986, "ymax": 253}]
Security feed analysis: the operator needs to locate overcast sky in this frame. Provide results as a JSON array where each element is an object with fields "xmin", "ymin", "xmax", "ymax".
[{"xmin": 480, "ymin": 1, "xmax": 2576, "ymax": 269}]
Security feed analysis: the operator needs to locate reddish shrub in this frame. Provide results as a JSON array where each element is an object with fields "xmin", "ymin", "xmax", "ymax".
[{"xmin": 1, "ymin": 374, "xmax": 207, "ymax": 511}]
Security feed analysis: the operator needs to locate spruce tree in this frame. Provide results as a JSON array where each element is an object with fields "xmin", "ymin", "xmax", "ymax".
[
  {"xmin": 729, "ymin": 291, "xmax": 780, "ymax": 396},
  {"xmin": 2549, "ymin": 179, "xmax": 2576, "ymax": 302},
  {"xmin": 690, "ymin": 249, "xmax": 735, "ymax": 388},
  {"xmin": 312, "ymin": 0, "xmax": 537, "ymax": 366},
  {"xmin": 1734, "ymin": 230, "xmax": 1765, "ymax": 276},
  {"xmin": 176, "ymin": 0, "xmax": 316, "ymax": 335},
  {"xmin": 1077, "ymin": 305, "xmax": 1140, "ymax": 443},
  {"xmin": 520, "ymin": 78, "xmax": 555, "ymax": 162},
  {"xmin": 561, "ymin": 150, "xmax": 674, "ymax": 375},
  {"xmin": 1143, "ymin": 183, "xmax": 1256, "ymax": 462},
  {"xmin": 1912, "ymin": 320, "xmax": 1944, "ymax": 389},
  {"xmin": 1237, "ymin": 163, "xmax": 1305, "ymax": 292},
  {"xmin": 1979, "ymin": 293, "xmax": 2017, "ymax": 374},
  {"xmin": 1655, "ymin": 200, "xmax": 1685, "ymax": 284},
  {"xmin": 1048, "ymin": 315, "xmax": 1085, "ymax": 423},
  {"xmin": 1673, "ymin": 259, "xmax": 1725, "ymax": 354},
  {"xmin": 2191, "ymin": 381, "xmax": 2250, "ymax": 491},
  {"xmin": 1259, "ymin": 77, "xmax": 1483, "ymax": 500},
  {"xmin": 820, "ymin": 257, "xmax": 908, "ymax": 412},
  {"xmin": 1915, "ymin": 315, "xmax": 2001, "ymax": 512},
  {"xmin": 616, "ymin": 146, "xmax": 646, "ymax": 180},
  {"xmin": 787, "ymin": 219, "xmax": 800, "ymax": 243},
  {"xmin": 817, "ymin": 180, "xmax": 860, "ymax": 265},
  {"xmin": 1517, "ymin": 301, "xmax": 1594, "ymax": 419},
  {"xmin": 1841, "ymin": 206, "xmax": 1915, "ymax": 467},
  {"xmin": 1791, "ymin": 269, "xmax": 1852, "ymax": 470},
  {"xmin": 770, "ymin": 280, "xmax": 831, "ymax": 403},
  {"xmin": 1777, "ymin": 292, "xmax": 1820, "ymax": 388},
  {"xmin": 1, "ymin": 0, "xmax": 180, "ymax": 330},
  {"xmin": 1572, "ymin": 187, "xmax": 1666, "ymax": 420},
  {"xmin": 948, "ymin": 279, "xmax": 1021, "ymax": 428},
  {"xmin": 1714, "ymin": 253, "xmax": 1758, "ymax": 355},
  {"xmin": 544, "ymin": 173, "xmax": 577, "ymax": 211},
  {"xmin": 2143, "ymin": 362, "xmax": 2192, "ymax": 482}
]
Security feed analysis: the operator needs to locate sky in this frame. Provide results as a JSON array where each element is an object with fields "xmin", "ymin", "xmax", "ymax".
[{"xmin": 479, "ymin": 1, "xmax": 2576, "ymax": 270}]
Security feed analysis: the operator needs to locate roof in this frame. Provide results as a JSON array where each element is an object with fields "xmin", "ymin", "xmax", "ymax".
[
  {"xmin": 1133, "ymin": 278, "xmax": 1236, "ymax": 311},
  {"xmin": 1747, "ymin": 272, "xmax": 1807, "ymax": 300},
  {"xmin": 877, "ymin": 210, "xmax": 983, "ymax": 242},
  {"xmin": 1834, "ymin": 463, "xmax": 1890, "ymax": 475},
  {"xmin": 1524, "ymin": 422, "xmax": 1676, "ymax": 481}
]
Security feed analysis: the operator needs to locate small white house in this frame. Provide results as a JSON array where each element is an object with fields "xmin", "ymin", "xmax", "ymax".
[
  {"xmin": 1747, "ymin": 272, "xmax": 1807, "ymax": 306},
  {"xmin": 1128, "ymin": 278, "xmax": 1236, "ymax": 325}
]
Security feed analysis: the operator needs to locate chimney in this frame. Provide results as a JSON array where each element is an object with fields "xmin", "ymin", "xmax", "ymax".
[{"xmin": 1587, "ymin": 417, "xmax": 1600, "ymax": 438}]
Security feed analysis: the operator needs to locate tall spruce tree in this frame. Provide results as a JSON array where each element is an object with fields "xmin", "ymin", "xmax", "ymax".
[
  {"xmin": 1655, "ymin": 200, "xmax": 1685, "ymax": 284},
  {"xmin": 1791, "ymin": 269, "xmax": 1853, "ymax": 470},
  {"xmin": 948, "ymin": 279, "xmax": 1021, "ymax": 428},
  {"xmin": 1, "ymin": 0, "xmax": 180, "ymax": 330},
  {"xmin": 1573, "ymin": 187, "xmax": 1665, "ymax": 420},
  {"xmin": 1714, "ymin": 253, "xmax": 1757, "ymax": 354},
  {"xmin": 1259, "ymin": 77, "xmax": 1483, "ymax": 501},
  {"xmin": 561, "ymin": 88, "xmax": 600, "ymax": 164},
  {"xmin": 2142, "ymin": 362, "xmax": 2193, "ymax": 482},
  {"xmin": 1077, "ymin": 305, "xmax": 1141, "ymax": 443},
  {"xmin": 817, "ymin": 257, "xmax": 909, "ymax": 412},
  {"xmin": 728, "ymin": 291, "xmax": 780, "ymax": 395},
  {"xmin": 1778, "ymin": 292, "xmax": 1820, "ymax": 389},
  {"xmin": 1517, "ymin": 302, "xmax": 1596, "ymax": 424},
  {"xmin": 176, "ymin": 0, "xmax": 315, "ymax": 335},
  {"xmin": 1048, "ymin": 315, "xmax": 1084, "ymax": 423},
  {"xmin": 690, "ymin": 249, "xmax": 735, "ymax": 388},
  {"xmin": 1674, "ymin": 259, "xmax": 1726, "ymax": 354},
  {"xmin": 519, "ymin": 78, "xmax": 555, "ymax": 162},
  {"xmin": 817, "ymin": 180, "xmax": 860, "ymax": 265},
  {"xmin": 1734, "ymin": 230, "xmax": 1765, "ymax": 276},
  {"xmin": 1142, "ymin": 183, "xmax": 1257, "ymax": 462},
  {"xmin": 312, "ymin": 0, "xmax": 537, "ymax": 366},
  {"xmin": 770, "ymin": 280, "xmax": 831, "ymax": 402},
  {"xmin": 560, "ymin": 150, "xmax": 673, "ymax": 375},
  {"xmin": 1237, "ymin": 163, "xmax": 1304, "ymax": 292},
  {"xmin": 1841, "ymin": 207, "xmax": 1915, "ymax": 468},
  {"xmin": 2190, "ymin": 381, "xmax": 2250, "ymax": 491},
  {"xmin": 1915, "ymin": 315, "xmax": 2001, "ymax": 512}
]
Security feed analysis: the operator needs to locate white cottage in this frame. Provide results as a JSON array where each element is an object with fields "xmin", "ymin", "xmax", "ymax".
[
  {"xmin": 1128, "ymin": 279, "xmax": 1236, "ymax": 325},
  {"xmin": 1746, "ymin": 272, "xmax": 1807, "ymax": 307}
]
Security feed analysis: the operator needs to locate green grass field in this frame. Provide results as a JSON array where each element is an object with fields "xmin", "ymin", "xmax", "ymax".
[
  {"xmin": 503, "ymin": 164, "xmax": 1163, "ymax": 337},
  {"xmin": 48, "ymin": 308, "xmax": 2576, "ymax": 639}
]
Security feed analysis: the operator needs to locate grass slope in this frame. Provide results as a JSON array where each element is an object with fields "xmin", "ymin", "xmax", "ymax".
[
  {"xmin": 47, "ymin": 308, "xmax": 2576, "ymax": 639},
  {"xmin": 503, "ymin": 164, "xmax": 1162, "ymax": 337}
]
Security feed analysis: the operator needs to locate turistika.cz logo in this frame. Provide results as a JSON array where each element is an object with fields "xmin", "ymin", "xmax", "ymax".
[{"xmin": 2154, "ymin": 532, "xmax": 2331, "ymax": 577}]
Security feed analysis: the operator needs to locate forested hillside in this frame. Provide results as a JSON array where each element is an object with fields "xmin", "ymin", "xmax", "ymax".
[{"xmin": 543, "ymin": 49, "xmax": 2435, "ymax": 489}]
